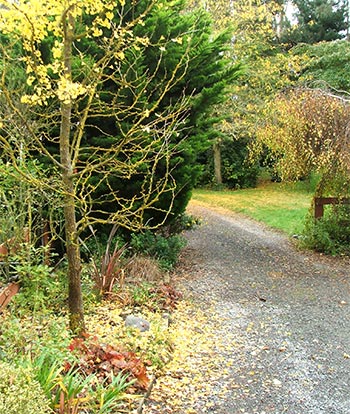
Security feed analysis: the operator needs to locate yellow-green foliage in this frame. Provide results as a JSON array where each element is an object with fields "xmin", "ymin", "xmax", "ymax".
[
  {"xmin": 86, "ymin": 303, "xmax": 174, "ymax": 370},
  {"xmin": 0, "ymin": 362, "xmax": 52, "ymax": 414},
  {"xmin": 255, "ymin": 88, "xmax": 350, "ymax": 190}
]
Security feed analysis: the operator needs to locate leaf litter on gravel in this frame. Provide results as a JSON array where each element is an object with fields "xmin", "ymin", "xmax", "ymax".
[
  {"xmin": 84, "ymin": 299, "xmax": 232, "ymax": 413},
  {"xmin": 143, "ymin": 299, "xmax": 248, "ymax": 414},
  {"xmin": 83, "ymin": 281, "xmax": 275, "ymax": 413}
]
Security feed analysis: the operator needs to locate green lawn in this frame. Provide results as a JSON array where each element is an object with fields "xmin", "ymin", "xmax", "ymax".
[{"xmin": 192, "ymin": 181, "xmax": 315, "ymax": 235}]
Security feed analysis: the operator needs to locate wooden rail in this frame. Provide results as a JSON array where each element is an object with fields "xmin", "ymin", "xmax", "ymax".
[
  {"xmin": 0, "ymin": 234, "xmax": 25, "ymax": 311},
  {"xmin": 314, "ymin": 197, "xmax": 350, "ymax": 219},
  {"xmin": 0, "ymin": 282, "xmax": 19, "ymax": 312}
]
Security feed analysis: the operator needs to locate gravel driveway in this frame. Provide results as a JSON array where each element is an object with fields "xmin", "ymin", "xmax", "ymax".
[{"xmin": 162, "ymin": 201, "xmax": 350, "ymax": 414}]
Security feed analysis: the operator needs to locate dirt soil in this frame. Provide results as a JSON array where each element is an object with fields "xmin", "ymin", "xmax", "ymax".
[{"xmin": 145, "ymin": 201, "xmax": 350, "ymax": 414}]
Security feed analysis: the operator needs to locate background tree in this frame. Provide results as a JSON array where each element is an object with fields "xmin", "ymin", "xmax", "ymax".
[
  {"xmin": 254, "ymin": 88, "xmax": 350, "ymax": 195},
  {"xmin": 220, "ymin": 0, "xmax": 304, "ymax": 185},
  {"xmin": 0, "ymin": 0, "xmax": 219, "ymax": 334},
  {"xmin": 282, "ymin": 0, "xmax": 347, "ymax": 45},
  {"xmin": 292, "ymin": 40, "xmax": 350, "ymax": 91},
  {"xmin": 185, "ymin": 0, "xmax": 234, "ymax": 30}
]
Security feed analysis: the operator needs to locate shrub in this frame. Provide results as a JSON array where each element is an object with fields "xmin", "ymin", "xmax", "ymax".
[
  {"xmin": 84, "ymin": 225, "xmax": 129, "ymax": 296},
  {"xmin": 197, "ymin": 137, "xmax": 260, "ymax": 189},
  {"xmin": 161, "ymin": 212, "xmax": 201, "ymax": 236},
  {"xmin": 0, "ymin": 314, "xmax": 71, "ymax": 362},
  {"xmin": 301, "ymin": 205, "xmax": 350, "ymax": 255},
  {"xmin": 67, "ymin": 336, "xmax": 147, "ymax": 390},
  {"xmin": 12, "ymin": 262, "xmax": 62, "ymax": 312},
  {"xmin": 130, "ymin": 231, "xmax": 186, "ymax": 270},
  {"xmin": 0, "ymin": 361, "xmax": 52, "ymax": 414}
]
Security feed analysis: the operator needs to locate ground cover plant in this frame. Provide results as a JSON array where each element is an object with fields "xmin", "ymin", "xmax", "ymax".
[
  {"xmin": 0, "ymin": 361, "xmax": 52, "ymax": 414},
  {"xmin": 0, "ymin": 213, "xmax": 192, "ymax": 413},
  {"xmin": 0, "ymin": 307, "xmax": 172, "ymax": 413},
  {"xmin": 0, "ymin": 266, "xmax": 182, "ymax": 413}
]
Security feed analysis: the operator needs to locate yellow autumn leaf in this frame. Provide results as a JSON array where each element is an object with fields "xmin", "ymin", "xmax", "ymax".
[
  {"xmin": 105, "ymin": 11, "xmax": 114, "ymax": 20},
  {"xmin": 92, "ymin": 27, "xmax": 103, "ymax": 37},
  {"xmin": 114, "ymin": 51, "xmax": 125, "ymax": 60},
  {"xmin": 26, "ymin": 76, "xmax": 35, "ymax": 86},
  {"xmin": 171, "ymin": 37, "xmax": 183, "ymax": 44}
]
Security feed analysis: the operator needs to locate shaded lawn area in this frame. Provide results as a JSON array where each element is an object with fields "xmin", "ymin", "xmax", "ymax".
[{"xmin": 192, "ymin": 181, "xmax": 314, "ymax": 235}]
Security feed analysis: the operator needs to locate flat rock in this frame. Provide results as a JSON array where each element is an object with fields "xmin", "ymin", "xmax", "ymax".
[{"xmin": 125, "ymin": 315, "xmax": 150, "ymax": 332}]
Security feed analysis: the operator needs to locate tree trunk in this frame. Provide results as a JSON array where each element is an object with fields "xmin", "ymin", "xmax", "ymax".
[
  {"xmin": 63, "ymin": 176, "xmax": 85, "ymax": 336},
  {"xmin": 61, "ymin": 103, "xmax": 85, "ymax": 336},
  {"xmin": 60, "ymin": 12, "xmax": 85, "ymax": 336},
  {"xmin": 213, "ymin": 140, "xmax": 222, "ymax": 185}
]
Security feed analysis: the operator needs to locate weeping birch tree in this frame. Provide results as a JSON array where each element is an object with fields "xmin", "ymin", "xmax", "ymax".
[
  {"xmin": 255, "ymin": 88, "xmax": 350, "ymax": 195},
  {"xmin": 0, "ymin": 0, "xmax": 194, "ymax": 334}
]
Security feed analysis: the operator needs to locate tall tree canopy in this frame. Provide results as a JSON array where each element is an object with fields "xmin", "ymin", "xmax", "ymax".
[{"xmin": 35, "ymin": 0, "xmax": 240, "ymax": 230}]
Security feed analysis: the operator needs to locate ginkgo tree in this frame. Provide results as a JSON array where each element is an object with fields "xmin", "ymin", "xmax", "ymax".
[{"xmin": 0, "ymin": 0, "xmax": 202, "ymax": 334}]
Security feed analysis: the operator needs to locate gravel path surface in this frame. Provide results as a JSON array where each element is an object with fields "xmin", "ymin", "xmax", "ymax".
[{"xmin": 168, "ymin": 201, "xmax": 350, "ymax": 414}]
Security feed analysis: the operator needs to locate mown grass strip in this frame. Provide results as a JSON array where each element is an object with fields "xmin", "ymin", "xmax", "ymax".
[{"xmin": 192, "ymin": 181, "xmax": 315, "ymax": 235}]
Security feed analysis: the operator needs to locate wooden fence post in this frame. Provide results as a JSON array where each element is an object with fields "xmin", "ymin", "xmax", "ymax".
[{"xmin": 314, "ymin": 197, "xmax": 350, "ymax": 219}]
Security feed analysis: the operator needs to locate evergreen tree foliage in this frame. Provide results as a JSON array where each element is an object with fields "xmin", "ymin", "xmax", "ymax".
[
  {"xmin": 282, "ymin": 0, "xmax": 347, "ymax": 45},
  {"xmin": 125, "ymin": 1, "xmax": 239, "ymax": 225},
  {"xmin": 41, "ymin": 0, "xmax": 240, "ymax": 232},
  {"xmin": 292, "ymin": 40, "xmax": 350, "ymax": 91}
]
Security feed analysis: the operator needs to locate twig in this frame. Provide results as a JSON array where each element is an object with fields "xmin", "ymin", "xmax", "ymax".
[{"xmin": 136, "ymin": 376, "xmax": 156, "ymax": 414}]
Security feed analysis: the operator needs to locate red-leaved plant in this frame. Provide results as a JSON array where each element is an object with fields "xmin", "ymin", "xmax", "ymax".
[
  {"xmin": 87, "ymin": 225, "xmax": 129, "ymax": 296},
  {"xmin": 67, "ymin": 335, "xmax": 150, "ymax": 390}
]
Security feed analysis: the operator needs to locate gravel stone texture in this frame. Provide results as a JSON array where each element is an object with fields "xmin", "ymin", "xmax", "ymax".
[{"xmin": 169, "ymin": 202, "xmax": 350, "ymax": 414}]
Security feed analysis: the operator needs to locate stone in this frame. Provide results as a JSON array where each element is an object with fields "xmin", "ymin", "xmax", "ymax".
[{"xmin": 125, "ymin": 315, "xmax": 150, "ymax": 332}]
